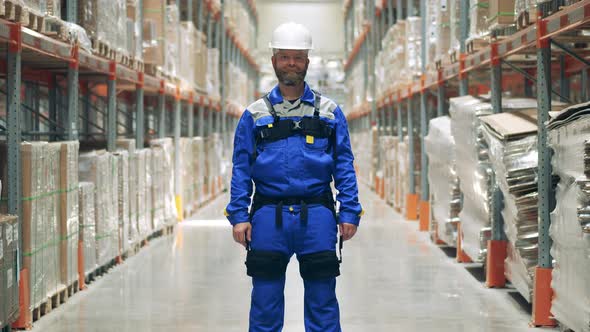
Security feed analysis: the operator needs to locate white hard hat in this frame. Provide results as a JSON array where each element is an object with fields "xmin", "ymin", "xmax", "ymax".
[{"xmin": 269, "ymin": 22, "xmax": 313, "ymax": 51}]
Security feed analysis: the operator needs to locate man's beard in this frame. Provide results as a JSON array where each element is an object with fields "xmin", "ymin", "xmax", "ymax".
[{"xmin": 275, "ymin": 67, "xmax": 307, "ymax": 86}]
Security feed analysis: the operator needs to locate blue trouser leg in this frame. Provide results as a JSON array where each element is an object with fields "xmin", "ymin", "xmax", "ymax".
[
  {"xmin": 249, "ymin": 206, "xmax": 291, "ymax": 332},
  {"xmin": 249, "ymin": 277, "xmax": 286, "ymax": 332},
  {"xmin": 294, "ymin": 205, "xmax": 341, "ymax": 332},
  {"xmin": 303, "ymin": 278, "xmax": 341, "ymax": 332}
]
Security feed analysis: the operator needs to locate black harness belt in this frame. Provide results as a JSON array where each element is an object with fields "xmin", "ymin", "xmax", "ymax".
[{"xmin": 250, "ymin": 192, "xmax": 336, "ymax": 228}]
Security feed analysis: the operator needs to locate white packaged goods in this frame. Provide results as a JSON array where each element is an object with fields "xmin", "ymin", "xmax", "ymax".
[
  {"xmin": 469, "ymin": 0, "xmax": 490, "ymax": 41},
  {"xmin": 436, "ymin": 0, "xmax": 451, "ymax": 64},
  {"xmin": 397, "ymin": 140, "xmax": 409, "ymax": 212},
  {"xmin": 149, "ymin": 138, "xmax": 177, "ymax": 224},
  {"xmin": 449, "ymin": 0, "xmax": 461, "ymax": 57},
  {"xmin": 379, "ymin": 136, "xmax": 398, "ymax": 205},
  {"xmin": 376, "ymin": 22, "xmax": 407, "ymax": 100},
  {"xmin": 126, "ymin": 0, "xmax": 143, "ymax": 60},
  {"xmin": 450, "ymin": 96, "xmax": 493, "ymax": 262},
  {"xmin": 547, "ymin": 104, "xmax": 590, "ymax": 332},
  {"xmin": 144, "ymin": 149, "xmax": 153, "ymax": 234},
  {"xmin": 22, "ymin": 0, "xmax": 61, "ymax": 18},
  {"xmin": 165, "ymin": 4, "xmax": 180, "ymax": 78},
  {"xmin": 79, "ymin": 151, "xmax": 119, "ymax": 268},
  {"xmin": 192, "ymin": 137, "xmax": 206, "ymax": 206},
  {"xmin": 142, "ymin": 0, "xmax": 166, "ymax": 69},
  {"xmin": 115, "ymin": 151, "xmax": 130, "ymax": 255},
  {"xmin": 59, "ymin": 141, "xmax": 80, "ymax": 288},
  {"xmin": 78, "ymin": 182, "xmax": 97, "ymax": 277},
  {"xmin": 425, "ymin": 116, "xmax": 460, "ymax": 247},
  {"xmin": 0, "ymin": 214, "xmax": 19, "ymax": 326},
  {"xmin": 150, "ymin": 147, "xmax": 166, "ymax": 230},
  {"xmin": 405, "ymin": 17, "xmax": 422, "ymax": 79},
  {"xmin": 224, "ymin": 0, "xmax": 257, "ymax": 49},
  {"xmin": 208, "ymin": 48, "xmax": 221, "ymax": 98},
  {"xmin": 77, "ymin": 0, "xmax": 130, "ymax": 56}
]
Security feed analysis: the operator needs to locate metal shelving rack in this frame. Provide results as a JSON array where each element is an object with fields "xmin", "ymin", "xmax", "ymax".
[
  {"xmin": 0, "ymin": 0, "xmax": 259, "ymax": 329},
  {"xmin": 344, "ymin": 0, "xmax": 590, "ymax": 327}
]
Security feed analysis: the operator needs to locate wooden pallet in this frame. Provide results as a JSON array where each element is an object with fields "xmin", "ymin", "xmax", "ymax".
[
  {"xmin": 2, "ymin": 0, "xmax": 29, "ymax": 26},
  {"xmin": 129, "ymin": 58, "xmax": 145, "ymax": 72},
  {"xmin": 25, "ymin": 10, "xmax": 44, "ymax": 32},
  {"xmin": 30, "ymin": 284, "xmax": 67, "ymax": 323},
  {"xmin": 91, "ymin": 37, "xmax": 116, "ymax": 60},
  {"xmin": 116, "ymin": 52, "xmax": 131, "ymax": 68},
  {"xmin": 516, "ymin": 10, "xmax": 537, "ymax": 31},
  {"xmin": 449, "ymin": 50, "xmax": 458, "ymax": 64},
  {"xmin": 84, "ymin": 258, "xmax": 117, "ymax": 285},
  {"xmin": 66, "ymin": 280, "xmax": 80, "ymax": 298}
]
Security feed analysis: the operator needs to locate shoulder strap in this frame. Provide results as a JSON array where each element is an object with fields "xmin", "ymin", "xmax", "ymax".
[
  {"xmin": 263, "ymin": 93, "xmax": 280, "ymax": 123},
  {"xmin": 312, "ymin": 89, "xmax": 321, "ymax": 118}
]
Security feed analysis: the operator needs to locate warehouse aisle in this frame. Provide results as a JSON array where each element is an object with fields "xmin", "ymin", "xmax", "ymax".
[{"xmin": 31, "ymin": 184, "xmax": 548, "ymax": 332}]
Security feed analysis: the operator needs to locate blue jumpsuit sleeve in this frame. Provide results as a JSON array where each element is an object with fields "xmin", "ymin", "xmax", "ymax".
[
  {"xmin": 225, "ymin": 110, "xmax": 256, "ymax": 225},
  {"xmin": 332, "ymin": 107, "xmax": 363, "ymax": 226}
]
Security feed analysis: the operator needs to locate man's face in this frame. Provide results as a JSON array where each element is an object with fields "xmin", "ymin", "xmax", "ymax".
[{"xmin": 272, "ymin": 49, "xmax": 309, "ymax": 86}]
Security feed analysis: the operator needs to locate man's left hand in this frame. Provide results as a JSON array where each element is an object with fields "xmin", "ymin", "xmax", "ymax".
[{"xmin": 339, "ymin": 223, "xmax": 358, "ymax": 241}]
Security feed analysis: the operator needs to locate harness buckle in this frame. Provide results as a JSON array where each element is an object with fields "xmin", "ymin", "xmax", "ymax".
[{"xmin": 293, "ymin": 120, "xmax": 302, "ymax": 130}]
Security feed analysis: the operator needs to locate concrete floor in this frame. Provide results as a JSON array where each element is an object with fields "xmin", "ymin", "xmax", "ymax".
[{"xmin": 32, "ymin": 184, "xmax": 552, "ymax": 332}]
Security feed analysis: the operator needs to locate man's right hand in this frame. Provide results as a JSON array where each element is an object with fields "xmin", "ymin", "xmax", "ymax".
[{"xmin": 232, "ymin": 222, "xmax": 252, "ymax": 248}]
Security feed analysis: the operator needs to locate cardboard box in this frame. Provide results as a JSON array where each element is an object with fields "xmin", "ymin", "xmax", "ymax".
[
  {"xmin": 59, "ymin": 141, "xmax": 80, "ymax": 288},
  {"xmin": 488, "ymin": 0, "xmax": 516, "ymax": 26}
]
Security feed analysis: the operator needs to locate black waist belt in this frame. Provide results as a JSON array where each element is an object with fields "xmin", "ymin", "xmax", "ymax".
[{"xmin": 250, "ymin": 192, "xmax": 336, "ymax": 227}]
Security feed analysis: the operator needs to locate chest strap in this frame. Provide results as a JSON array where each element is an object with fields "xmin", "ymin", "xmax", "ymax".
[{"xmin": 257, "ymin": 90, "xmax": 332, "ymax": 143}]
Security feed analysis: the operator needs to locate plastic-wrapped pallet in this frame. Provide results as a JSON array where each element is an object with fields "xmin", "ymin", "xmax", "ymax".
[
  {"xmin": 22, "ymin": 0, "xmax": 61, "ymax": 17},
  {"xmin": 396, "ymin": 140, "xmax": 409, "ymax": 212},
  {"xmin": 488, "ymin": 0, "xmax": 515, "ymax": 28},
  {"xmin": 115, "ymin": 151, "xmax": 130, "ymax": 256},
  {"xmin": 142, "ymin": 0, "xmax": 166, "ymax": 70},
  {"xmin": 59, "ymin": 141, "xmax": 79, "ymax": 289},
  {"xmin": 449, "ymin": 0, "xmax": 461, "ymax": 57},
  {"xmin": 150, "ymin": 147, "xmax": 165, "ymax": 231},
  {"xmin": 79, "ymin": 151, "xmax": 119, "ymax": 268},
  {"xmin": 425, "ymin": 116, "xmax": 459, "ymax": 246},
  {"xmin": 405, "ymin": 17, "xmax": 422, "ymax": 80},
  {"xmin": 192, "ymin": 137, "xmax": 206, "ymax": 206},
  {"xmin": 547, "ymin": 105, "xmax": 590, "ymax": 332},
  {"xmin": 208, "ymin": 48, "xmax": 221, "ymax": 98},
  {"xmin": 116, "ymin": 139, "xmax": 139, "ymax": 246},
  {"xmin": 194, "ymin": 30, "xmax": 208, "ymax": 90},
  {"xmin": 379, "ymin": 136, "xmax": 398, "ymax": 205},
  {"xmin": 135, "ymin": 149, "xmax": 148, "ymax": 239},
  {"xmin": 435, "ymin": 1, "xmax": 451, "ymax": 64},
  {"xmin": 425, "ymin": 0, "xmax": 440, "ymax": 71},
  {"xmin": 145, "ymin": 149, "xmax": 153, "ymax": 235},
  {"xmin": 149, "ymin": 138, "xmax": 177, "ymax": 224},
  {"xmin": 78, "ymin": 182, "xmax": 96, "ymax": 278},
  {"xmin": 0, "ymin": 214, "xmax": 19, "ymax": 328},
  {"xmin": 165, "ymin": 4, "xmax": 180, "ymax": 78},
  {"xmin": 481, "ymin": 109, "xmax": 541, "ymax": 301},
  {"xmin": 450, "ymin": 96, "xmax": 493, "ymax": 262},
  {"xmin": 46, "ymin": 142, "xmax": 63, "ymax": 299},
  {"xmin": 125, "ymin": 0, "xmax": 142, "ymax": 61},
  {"xmin": 469, "ymin": 0, "xmax": 489, "ymax": 41},
  {"xmin": 180, "ymin": 22, "xmax": 197, "ymax": 87}
]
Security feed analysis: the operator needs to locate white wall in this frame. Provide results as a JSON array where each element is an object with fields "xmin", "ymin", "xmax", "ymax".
[{"xmin": 256, "ymin": 0, "xmax": 344, "ymax": 58}]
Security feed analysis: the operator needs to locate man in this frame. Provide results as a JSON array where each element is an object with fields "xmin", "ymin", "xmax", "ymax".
[{"xmin": 225, "ymin": 22, "xmax": 363, "ymax": 332}]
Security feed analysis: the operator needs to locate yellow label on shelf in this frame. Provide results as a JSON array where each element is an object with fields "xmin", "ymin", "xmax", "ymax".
[{"xmin": 306, "ymin": 135, "xmax": 314, "ymax": 144}]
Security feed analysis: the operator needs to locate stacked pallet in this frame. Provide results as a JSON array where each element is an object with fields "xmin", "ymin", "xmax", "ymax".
[{"xmin": 0, "ymin": 214, "xmax": 19, "ymax": 329}]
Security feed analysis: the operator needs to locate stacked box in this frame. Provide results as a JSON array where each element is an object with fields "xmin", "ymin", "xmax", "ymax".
[
  {"xmin": 425, "ymin": 116, "xmax": 460, "ymax": 247},
  {"xmin": 126, "ymin": 0, "xmax": 142, "ymax": 60},
  {"xmin": 78, "ymin": 0, "xmax": 128, "ymax": 54},
  {"xmin": 59, "ymin": 141, "xmax": 79, "ymax": 288},
  {"xmin": 149, "ymin": 138, "xmax": 177, "ymax": 224},
  {"xmin": 178, "ymin": 138, "xmax": 194, "ymax": 217},
  {"xmin": 192, "ymin": 137, "xmax": 206, "ymax": 207},
  {"xmin": 79, "ymin": 151, "xmax": 118, "ymax": 268},
  {"xmin": 78, "ymin": 182, "xmax": 96, "ymax": 277},
  {"xmin": 0, "ymin": 215, "xmax": 19, "ymax": 328},
  {"xmin": 194, "ymin": 30, "xmax": 208, "ymax": 90},
  {"xmin": 547, "ymin": 105, "xmax": 590, "ymax": 332},
  {"xmin": 143, "ymin": 0, "xmax": 166, "ymax": 68},
  {"xmin": 179, "ymin": 22, "xmax": 196, "ymax": 87},
  {"xmin": 45, "ymin": 143, "xmax": 63, "ymax": 299},
  {"xmin": 436, "ymin": 0, "xmax": 452, "ymax": 63},
  {"xmin": 449, "ymin": 0, "xmax": 461, "ymax": 56},
  {"xmin": 115, "ymin": 151, "xmax": 129, "ymax": 255},
  {"xmin": 488, "ymin": 0, "xmax": 516, "ymax": 27},
  {"xmin": 117, "ymin": 139, "xmax": 139, "ymax": 246},
  {"xmin": 396, "ymin": 140, "xmax": 409, "ymax": 212},
  {"xmin": 405, "ymin": 17, "xmax": 422, "ymax": 79},
  {"xmin": 145, "ymin": 149, "xmax": 153, "ymax": 235},
  {"xmin": 22, "ymin": 0, "xmax": 61, "ymax": 17}
]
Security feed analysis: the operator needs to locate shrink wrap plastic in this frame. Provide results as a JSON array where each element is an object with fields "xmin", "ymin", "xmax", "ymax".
[
  {"xmin": 149, "ymin": 138, "xmax": 177, "ymax": 224},
  {"xmin": 425, "ymin": 116, "xmax": 460, "ymax": 246},
  {"xmin": 78, "ymin": 182, "xmax": 96, "ymax": 276},
  {"xmin": 436, "ymin": 0, "xmax": 452, "ymax": 63},
  {"xmin": 115, "ymin": 151, "xmax": 130, "ymax": 255},
  {"xmin": 379, "ymin": 136, "xmax": 398, "ymax": 205},
  {"xmin": 469, "ymin": 0, "xmax": 490, "ymax": 40},
  {"xmin": 59, "ymin": 141, "xmax": 79, "ymax": 288},
  {"xmin": 0, "ymin": 215, "xmax": 19, "ymax": 327}
]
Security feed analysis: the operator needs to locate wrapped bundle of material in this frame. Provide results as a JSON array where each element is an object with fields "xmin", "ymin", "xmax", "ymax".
[
  {"xmin": 179, "ymin": 22, "xmax": 197, "ymax": 87},
  {"xmin": 78, "ymin": 182, "xmax": 96, "ymax": 277},
  {"xmin": 45, "ymin": 143, "xmax": 63, "ymax": 299},
  {"xmin": 78, "ymin": 0, "xmax": 98, "ymax": 38},
  {"xmin": 380, "ymin": 136, "xmax": 398, "ymax": 205},
  {"xmin": 115, "ymin": 151, "xmax": 129, "ymax": 255},
  {"xmin": 207, "ymin": 48, "xmax": 221, "ymax": 98},
  {"xmin": 22, "ymin": 0, "xmax": 61, "ymax": 17},
  {"xmin": 436, "ymin": 1, "xmax": 451, "ymax": 63},
  {"xmin": 548, "ymin": 107, "xmax": 590, "ymax": 332},
  {"xmin": 194, "ymin": 30, "xmax": 208, "ymax": 90},
  {"xmin": 177, "ymin": 138, "xmax": 194, "ymax": 217},
  {"xmin": 150, "ymin": 147, "xmax": 165, "ymax": 231},
  {"xmin": 192, "ymin": 137, "xmax": 206, "ymax": 206},
  {"xmin": 143, "ymin": 0, "xmax": 166, "ymax": 69},
  {"xmin": 0, "ymin": 214, "xmax": 19, "ymax": 327},
  {"xmin": 126, "ymin": 0, "xmax": 142, "ymax": 60},
  {"xmin": 135, "ymin": 149, "xmax": 151, "ymax": 239},
  {"xmin": 405, "ymin": 17, "xmax": 422, "ymax": 79},
  {"xmin": 450, "ymin": 96, "xmax": 493, "ymax": 262},
  {"xmin": 449, "ymin": 0, "xmax": 461, "ymax": 57},
  {"xmin": 59, "ymin": 141, "xmax": 79, "ymax": 289},
  {"xmin": 117, "ymin": 139, "xmax": 139, "ymax": 245},
  {"xmin": 469, "ymin": 0, "xmax": 490, "ymax": 40},
  {"xmin": 79, "ymin": 151, "xmax": 118, "ymax": 268},
  {"xmin": 149, "ymin": 138, "xmax": 177, "ymax": 224},
  {"xmin": 350, "ymin": 130, "xmax": 374, "ymax": 188},
  {"xmin": 145, "ymin": 149, "xmax": 153, "ymax": 235},
  {"xmin": 396, "ymin": 140, "xmax": 409, "ymax": 212},
  {"xmin": 425, "ymin": 116, "xmax": 460, "ymax": 246},
  {"xmin": 165, "ymin": 4, "xmax": 180, "ymax": 78},
  {"xmin": 78, "ymin": 0, "xmax": 127, "ymax": 55},
  {"xmin": 481, "ymin": 109, "xmax": 541, "ymax": 301}
]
